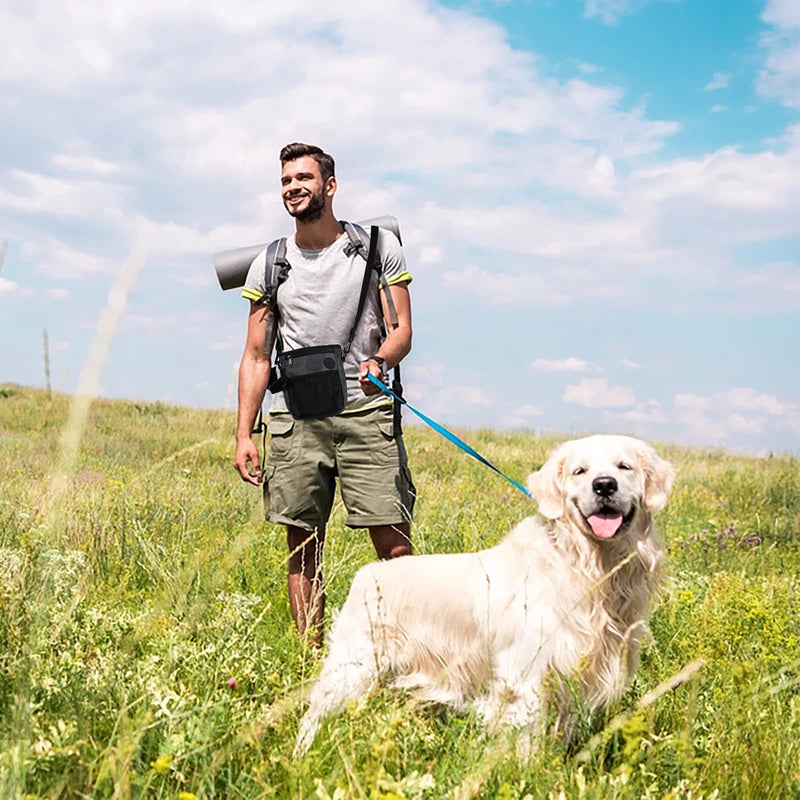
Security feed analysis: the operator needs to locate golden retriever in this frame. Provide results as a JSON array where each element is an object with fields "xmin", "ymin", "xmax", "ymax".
[{"xmin": 294, "ymin": 434, "xmax": 674, "ymax": 756}]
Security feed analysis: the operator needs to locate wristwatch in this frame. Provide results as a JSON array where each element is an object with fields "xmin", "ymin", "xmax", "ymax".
[{"xmin": 369, "ymin": 355, "xmax": 386, "ymax": 369}]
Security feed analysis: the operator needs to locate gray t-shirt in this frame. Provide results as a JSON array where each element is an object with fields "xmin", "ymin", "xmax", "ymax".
[{"xmin": 242, "ymin": 227, "xmax": 412, "ymax": 414}]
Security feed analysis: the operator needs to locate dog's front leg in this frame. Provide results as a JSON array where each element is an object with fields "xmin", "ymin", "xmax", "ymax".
[{"xmin": 294, "ymin": 650, "xmax": 379, "ymax": 758}]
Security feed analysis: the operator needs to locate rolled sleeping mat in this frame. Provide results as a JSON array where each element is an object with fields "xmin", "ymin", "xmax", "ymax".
[{"xmin": 213, "ymin": 215, "xmax": 402, "ymax": 291}]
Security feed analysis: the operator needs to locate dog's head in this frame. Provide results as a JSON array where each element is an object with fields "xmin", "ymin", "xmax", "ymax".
[{"xmin": 527, "ymin": 435, "xmax": 674, "ymax": 542}]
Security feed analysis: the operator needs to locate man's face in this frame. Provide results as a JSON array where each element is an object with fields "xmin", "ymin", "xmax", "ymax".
[{"xmin": 281, "ymin": 156, "xmax": 334, "ymax": 222}]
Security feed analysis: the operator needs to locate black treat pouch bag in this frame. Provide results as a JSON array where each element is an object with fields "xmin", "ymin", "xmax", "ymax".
[{"xmin": 277, "ymin": 344, "xmax": 348, "ymax": 419}]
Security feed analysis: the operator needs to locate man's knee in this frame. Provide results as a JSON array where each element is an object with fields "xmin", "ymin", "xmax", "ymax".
[
  {"xmin": 369, "ymin": 524, "xmax": 412, "ymax": 560},
  {"xmin": 287, "ymin": 526, "xmax": 325, "ymax": 574},
  {"xmin": 386, "ymin": 543, "xmax": 412, "ymax": 559}
]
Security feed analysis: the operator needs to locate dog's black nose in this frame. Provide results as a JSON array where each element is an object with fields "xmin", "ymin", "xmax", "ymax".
[{"xmin": 592, "ymin": 476, "xmax": 618, "ymax": 497}]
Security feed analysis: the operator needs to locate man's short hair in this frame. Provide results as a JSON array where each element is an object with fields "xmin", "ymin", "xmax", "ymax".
[{"xmin": 280, "ymin": 143, "xmax": 335, "ymax": 184}]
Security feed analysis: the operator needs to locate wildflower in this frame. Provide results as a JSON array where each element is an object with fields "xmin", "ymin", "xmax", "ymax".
[
  {"xmin": 227, "ymin": 677, "xmax": 237, "ymax": 689},
  {"xmin": 179, "ymin": 793, "xmax": 198, "ymax": 800},
  {"xmin": 740, "ymin": 531, "xmax": 762, "ymax": 548},
  {"xmin": 151, "ymin": 754, "xmax": 172, "ymax": 774}
]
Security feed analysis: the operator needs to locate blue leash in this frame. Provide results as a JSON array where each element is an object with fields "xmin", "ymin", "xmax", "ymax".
[{"xmin": 367, "ymin": 373, "xmax": 532, "ymax": 499}]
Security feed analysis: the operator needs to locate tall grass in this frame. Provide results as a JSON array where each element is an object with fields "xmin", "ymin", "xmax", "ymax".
[{"xmin": 0, "ymin": 383, "xmax": 798, "ymax": 799}]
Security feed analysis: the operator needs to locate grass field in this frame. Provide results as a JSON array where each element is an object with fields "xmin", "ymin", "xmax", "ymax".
[{"xmin": 1, "ymin": 383, "xmax": 798, "ymax": 799}]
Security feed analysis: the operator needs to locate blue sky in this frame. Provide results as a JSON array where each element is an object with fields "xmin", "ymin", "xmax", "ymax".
[{"xmin": 1, "ymin": 0, "xmax": 798, "ymax": 454}]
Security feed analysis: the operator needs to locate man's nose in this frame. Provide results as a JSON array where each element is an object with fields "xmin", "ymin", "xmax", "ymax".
[{"xmin": 592, "ymin": 476, "xmax": 618, "ymax": 497}]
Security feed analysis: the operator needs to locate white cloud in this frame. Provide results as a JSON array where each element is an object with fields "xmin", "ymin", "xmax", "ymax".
[
  {"xmin": 531, "ymin": 357, "xmax": 594, "ymax": 373},
  {"xmin": 719, "ymin": 386, "xmax": 797, "ymax": 415},
  {"xmin": 0, "ymin": 277, "xmax": 33, "ymax": 297},
  {"xmin": 506, "ymin": 403, "xmax": 545, "ymax": 428},
  {"xmin": 737, "ymin": 261, "xmax": 800, "ymax": 296},
  {"xmin": 704, "ymin": 71, "xmax": 731, "ymax": 91},
  {"xmin": 24, "ymin": 238, "xmax": 113, "ymax": 280},
  {"xmin": 725, "ymin": 413, "xmax": 765, "ymax": 434},
  {"xmin": 586, "ymin": 153, "xmax": 616, "ymax": 196},
  {"xmin": 584, "ymin": 0, "xmax": 642, "ymax": 25},
  {"xmin": 711, "ymin": 105, "xmax": 727, "ymax": 113},
  {"xmin": 620, "ymin": 358, "xmax": 642, "ymax": 370},
  {"xmin": 630, "ymin": 141, "xmax": 798, "ymax": 214},
  {"xmin": 563, "ymin": 377, "xmax": 636, "ymax": 408},
  {"xmin": 618, "ymin": 402, "xmax": 667, "ymax": 424},
  {"xmin": 443, "ymin": 264, "xmax": 571, "ymax": 306},
  {"xmin": 674, "ymin": 393, "xmax": 711, "ymax": 410},
  {"xmin": 0, "ymin": 170, "xmax": 125, "ymax": 220},
  {"xmin": 672, "ymin": 387, "xmax": 799, "ymax": 443},
  {"xmin": 51, "ymin": 152, "xmax": 123, "ymax": 176},
  {"xmin": 419, "ymin": 245, "xmax": 444, "ymax": 265},
  {"xmin": 675, "ymin": 387, "xmax": 797, "ymax": 417},
  {"xmin": 514, "ymin": 403, "xmax": 544, "ymax": 418},
  {"xmin": 758, "ymin": 0, "xmax": 800, "ymax": 108}
]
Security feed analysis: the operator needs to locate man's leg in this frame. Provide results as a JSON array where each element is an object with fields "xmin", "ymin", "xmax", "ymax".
[
  {"xmin": 287, "ymin": 525, "xmax": 326, "ymax": 648},
  {"xmin": 369, "ymin": 523, "xmax": 412, "ymax": 560}
]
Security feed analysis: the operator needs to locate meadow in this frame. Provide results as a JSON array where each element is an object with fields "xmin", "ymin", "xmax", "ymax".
[{"xmin": 0, "ymin": 383, "xmax": 798, "ymax": 799}]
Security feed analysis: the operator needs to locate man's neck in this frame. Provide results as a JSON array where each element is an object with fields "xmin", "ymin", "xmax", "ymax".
[{"xmin": 294, "ymin": 211, "xmax": 343, "ymax": 251}]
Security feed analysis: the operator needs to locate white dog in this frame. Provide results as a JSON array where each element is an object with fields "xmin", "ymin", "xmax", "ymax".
[{"xmin": 294, "ymin": 434, "xmax": 674, "ymax": 756}]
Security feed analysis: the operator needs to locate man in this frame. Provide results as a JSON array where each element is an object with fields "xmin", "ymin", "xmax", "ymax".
[{"xmin": 234, "ymin": 143, "xmax": 415, "ymax": 647}]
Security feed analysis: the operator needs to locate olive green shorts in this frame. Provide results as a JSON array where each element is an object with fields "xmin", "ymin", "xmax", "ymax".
[{"xmin": 263, "ymin": 404, "xmax": 416, "ymax": 531}]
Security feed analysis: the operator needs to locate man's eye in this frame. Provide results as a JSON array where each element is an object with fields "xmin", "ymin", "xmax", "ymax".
[{"xmin": 573, "ymin": 467, "xmax": 586, "ymax": 476}]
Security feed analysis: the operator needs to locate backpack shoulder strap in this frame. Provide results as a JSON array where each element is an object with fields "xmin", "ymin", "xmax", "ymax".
[
  {"xmin": 342, "ymin": 221, "xmax": 369, "ymax": 258},
  {"xmin": 343, "ymin": 225, "xmax": 380, "ymax": 356},
  {"xmin": 343, "ymin": 222, "xmax": 406, "ymax": 432},
  {"xmin": 260, "ymin": 237, "xmax": 290, "ymax": 357},
  {"xmin": 341, "ymin": 221, "xmax": 399, "ymax": 330},
  {"xmin": 263, "ymin": 237, "xmax": 290, "ymax": 309}
]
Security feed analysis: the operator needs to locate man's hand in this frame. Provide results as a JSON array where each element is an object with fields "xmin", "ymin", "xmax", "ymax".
[
  {"xmin": 359, "ymin": 358, "xmax": 384, "ymax": 396},
  {"xmin": 234, "ymin": 436, "xmax": 262, "ymax": 485}
]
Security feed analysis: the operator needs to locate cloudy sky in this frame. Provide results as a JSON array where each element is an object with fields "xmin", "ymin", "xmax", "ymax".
[{"xmin": 1, "ymin": 0, "xmax": 798, "ymax": 454}]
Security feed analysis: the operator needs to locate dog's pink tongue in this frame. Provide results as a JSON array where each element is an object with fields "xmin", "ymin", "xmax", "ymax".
[{"xmin": 588, "ymin": 514, "xmax": 623, "ymax": 539}]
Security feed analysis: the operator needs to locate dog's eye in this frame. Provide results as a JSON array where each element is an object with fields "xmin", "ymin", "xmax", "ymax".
[
  {"xmin": 573, "ymin": 467, "xmax": 586, "ymax": 476},
  {"xmin": 618, "ymin": 462, "xmax": 632, "ymax": 471}
]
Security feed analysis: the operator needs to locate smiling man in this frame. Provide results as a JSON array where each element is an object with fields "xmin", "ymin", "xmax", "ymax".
[{"xmin": 234, "ymin": 143, "xmax": 415, "ymax": 648}]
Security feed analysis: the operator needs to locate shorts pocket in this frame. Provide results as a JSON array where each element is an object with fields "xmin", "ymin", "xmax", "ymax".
[
  {"xmin": 268, "ymin": 415, "xmax": 296, "ymax": 461},
  {"xmin": 262, "ymin": 463, "xmax": 276, "ymax": 519},
  {"xmin": 377, "ymin": 417, "xmax": 395, "ymax": 440},
  {"xmin": 372, "ymin": 413, "xmax": 398, "ymax": 465}
]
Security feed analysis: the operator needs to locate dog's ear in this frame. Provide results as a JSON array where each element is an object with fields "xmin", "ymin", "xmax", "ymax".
[
  {"xmin": 639, "ymin": 445, "xmax": 675, "ymax": 512},
  {"xmin": 527, "ymin": 447, "xmax": 566, "ymax": 519}
]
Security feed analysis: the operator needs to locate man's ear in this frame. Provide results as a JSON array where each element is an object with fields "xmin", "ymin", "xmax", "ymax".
[
  {"xmin": 527, "ymin": 447, "xmax": 566, "ymax": 520},
  {"xmin": 639, "ymin": 444, "xmax": 675, "ymax": 512},
  {"xmin": 325, "ymin": 175, "xmax": 337, "ymax": 198}
]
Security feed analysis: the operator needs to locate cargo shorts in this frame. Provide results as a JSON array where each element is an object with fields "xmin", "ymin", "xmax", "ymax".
[{"xmin": 263, "ymin": 404, "xmax": 416, "ymax": 531}]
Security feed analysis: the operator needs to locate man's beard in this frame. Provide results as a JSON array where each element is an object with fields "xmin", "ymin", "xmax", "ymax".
[{"xmin": 285, "ymin": 187, "xmax": 326, "ymax": 222}]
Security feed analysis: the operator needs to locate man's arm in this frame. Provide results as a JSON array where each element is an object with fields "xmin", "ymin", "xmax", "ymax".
[
  {"xmin": 359, "ymin": 282, "xmax": 411, "ymax": 396},
  {"xmin": 234, "ymin": 302, "xmax": 276, "ymax": 484}
]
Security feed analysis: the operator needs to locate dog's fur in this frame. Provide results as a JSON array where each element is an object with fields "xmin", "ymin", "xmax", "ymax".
[{"xmin": 294, "ymin": 435, "xmax": 674, "ymax": 756}]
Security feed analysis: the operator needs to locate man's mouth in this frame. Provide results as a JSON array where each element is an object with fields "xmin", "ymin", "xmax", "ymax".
[{"xmin": 584, "ymin": 505, "xmax": 636, "ymax": 539}]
